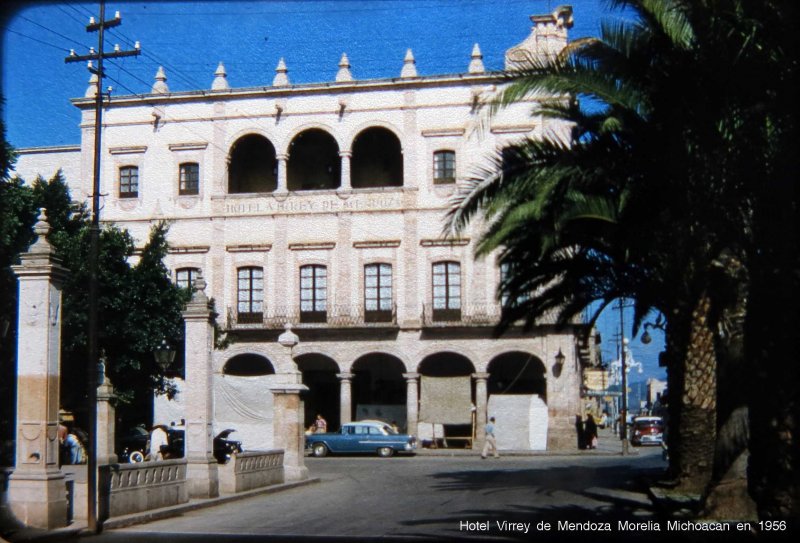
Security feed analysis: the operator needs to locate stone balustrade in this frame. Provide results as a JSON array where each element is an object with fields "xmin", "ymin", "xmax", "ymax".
[
  {"xmin": 98, "ymin": 459, "xmax": 188, "ymax": 520},
  {"xmin": 218, "ymin": 450, "xmax": 284, "ymax": 494}
]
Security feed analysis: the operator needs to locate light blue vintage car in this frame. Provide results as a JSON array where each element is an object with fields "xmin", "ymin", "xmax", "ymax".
[{"xmin": 305, "ymin": 421, "xmax": 417, "ymax": 458}]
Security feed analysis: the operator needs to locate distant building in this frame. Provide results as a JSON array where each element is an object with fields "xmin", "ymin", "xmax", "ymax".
[{"xmin": 13, "ymin": 6, "xmax": 594, "ymax": 450}]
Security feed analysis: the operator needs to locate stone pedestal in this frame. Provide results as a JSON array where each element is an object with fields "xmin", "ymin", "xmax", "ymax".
[
  {"xmin": 182, "ymin": 273, "xmax": 219, "ymax": 498},
  {"xmin": 96, "ymin": 378, "xmax": 117, "ymax": 465},
  {"xmin": 337, "ymin": 372, "xmax": 353, "ymax": 424},
  {"xmin": 402, "ymin": 373, "xmax": 420, "ymax": 437},
  {"xmin": 272, "ymin": 385, "xmax": 309, "ymax": 481},
  {"xmin": 8, "ymin": 210, "xmax": 69, "ymax": 529}
]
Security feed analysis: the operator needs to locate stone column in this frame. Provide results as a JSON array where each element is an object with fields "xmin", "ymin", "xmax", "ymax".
[
  {"xmin": 272, "ymin": 384, "xmax": 309, "ymax": 481},
  {"xmin": 402, "ymin": 373, "xmax": 420, "ymax": 436},
  {"xmin": 182, "ymin": 273, "xmax": 219, "ymax": 498},
  {"xmin": 96, "ymin": 372, "xmax": 117, "ymax": 465},
  {"xmin": 338, "ymin": 151, "xmax": 352, "ymax": 191},
  {"xmin": 8, "ymin": 210, "xmax": 69, "ymax": 529},
  {"xmin": 545, "ymin": 340, "xmax": 581, "ymax": 451},
  {"xmin": 276, "ymin": 153, "xmax": 288, "ymax": 192},
  {"xmin": 472, "ymin": 372, "xmax": 489, "ymax": 450},
  {"xmin": 337, "ymin": 373, "xmax": 354, "ymax": 424}
]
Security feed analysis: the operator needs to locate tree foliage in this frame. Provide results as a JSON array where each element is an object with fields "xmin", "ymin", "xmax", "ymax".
[
  {"xmin": 0, "ymin": 167, "xmax": 190, "ymax": 442},
  {"xmin": 448, "ymin": 0, "xmax": 796, "ymax": 518}
]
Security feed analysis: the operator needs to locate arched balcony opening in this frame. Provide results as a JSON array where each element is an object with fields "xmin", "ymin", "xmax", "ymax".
[
  {"xmin": 222, "ymin": 354, "xmax": 276, "ymax": 376},
  {"xmin": 351, "ymin": 127, "xmax": 403, "ymax": 188},
  {"xmin": 228, "ymin": 134, "xmax": 277, "ymax": 193},
  {"xmin": 287, "ymin": 129, "xmax": 341, "ymax": 191}
]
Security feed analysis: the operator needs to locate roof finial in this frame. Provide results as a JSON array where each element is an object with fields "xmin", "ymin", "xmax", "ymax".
[
  {"xmin": 29, "ymin": 208, "xmax": 54, "ymax": 255},
  {"xmin": 469, "ymin": 43, "xmax": 485, "ymax": 74},
  {"xmin": 273, "ymin": 58, "xmax": 290, "ymax": 86},
  {"xmin": 335, "ymin": 53, "xmax": 353, "ymax": 82},
  {"xmin": 212, "ymin": 61, "xmax": 229, "ymax": 90},
  {"xmin": 400, "ymin": 48, "xmax": 417, "ymax": 78},
  {"xmin": 151, "ymin": 66, "xmax": 169, "ymax": 94}
]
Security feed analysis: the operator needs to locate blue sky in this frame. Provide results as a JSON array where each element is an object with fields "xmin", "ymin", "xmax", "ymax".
[{"xmin": 1, "ymin": 0, "xmax": 666, "ymax": 381}]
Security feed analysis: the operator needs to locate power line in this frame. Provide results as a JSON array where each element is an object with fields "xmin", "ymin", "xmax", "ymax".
[{"xmin": 0, "ymin": 26, "xmax": 69, "ymax": 51}]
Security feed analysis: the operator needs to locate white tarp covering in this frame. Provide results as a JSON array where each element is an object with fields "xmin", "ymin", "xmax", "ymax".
[
  {"xmin": 153, "ymin": 375, "xmax": 276, "ymax": 452},
  {"xmin": 215, "ymin": 375, "xmax": 275, "ymax": 451},
  {"xmin": 416, "ymin": 422, "xmax": 446, "ymax": 442},
  {"xmin": 487, "ymin": 394, "xmax": 548, "ymax": 450},
  {"xmin": 419, "ymin": 376, "xmax": 473, "ymax": 424}
]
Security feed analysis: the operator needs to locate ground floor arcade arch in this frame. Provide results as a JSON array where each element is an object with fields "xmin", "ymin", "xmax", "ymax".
[
  {"xmin": 351, "ymin": 353, "xmax": 406, "ymax": 428},
  {"xmin": 295, "ymin": 353, "xmax": 340, "ymax": 431}
]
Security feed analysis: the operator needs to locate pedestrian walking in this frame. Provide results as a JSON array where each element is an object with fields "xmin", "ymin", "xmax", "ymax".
[
  {"xmin": 575, "ymin": 414, "xmax": 586, "ymax": 449},
  {"xmin": 481, "ymin": 416, "xmax": 499, "ymax": 459},
  {"xmin": 584, "ymin": 414, "xmax": 598, "ymax": 449}
]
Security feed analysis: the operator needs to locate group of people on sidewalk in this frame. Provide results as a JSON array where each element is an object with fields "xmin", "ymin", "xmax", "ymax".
[{"xmin": 575, "ymin": 414, "xmax": 599, "ymax": 450}]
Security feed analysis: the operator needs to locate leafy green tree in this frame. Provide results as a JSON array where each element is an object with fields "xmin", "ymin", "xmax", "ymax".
[
  {"xmin": 0, "ymin": 165, "xmax": 190, "ymax": 445},
  {"xmin": 449, "ymin": 0, "xmax": 796, "ymax": 517}
]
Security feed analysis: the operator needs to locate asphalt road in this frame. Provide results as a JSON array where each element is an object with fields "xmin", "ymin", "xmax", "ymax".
[{"xmin": 70, "ymin": 448, "xmax": 678, "ymax": 542}]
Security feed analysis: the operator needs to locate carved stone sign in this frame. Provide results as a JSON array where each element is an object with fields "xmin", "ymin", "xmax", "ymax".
[{"xmin": 219, "ymin": 194, "xmax": 403, "ymax": 216}]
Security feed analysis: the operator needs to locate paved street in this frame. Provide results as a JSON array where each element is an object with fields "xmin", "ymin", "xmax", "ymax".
[{"xmin": 70, "ymin": 446, "xmax": 671, "ymax": 542}]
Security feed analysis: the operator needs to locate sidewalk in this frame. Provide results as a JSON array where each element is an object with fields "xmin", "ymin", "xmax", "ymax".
[
  {"xmin": 414, "ymin": 427, "xmax": 633, "ymax": 457},
  {"xmin": 1, "ymin": 477, "xmax": 321, "ymax": 542}
]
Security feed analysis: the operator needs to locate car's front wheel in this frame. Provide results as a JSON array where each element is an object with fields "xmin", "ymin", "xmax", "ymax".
[
  {"xmin": 377, "ymin": 446, "xmax": 395, "ymax": 458},
  {"xmin": 129, "ymin": 450, "xmax": 144, "ymax": 463},
  {"xmin": 311, "ymin": 443, "xmax": 329, "ymax": 457}
]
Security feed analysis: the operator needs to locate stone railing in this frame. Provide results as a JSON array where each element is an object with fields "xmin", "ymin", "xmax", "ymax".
[
  {"xmin": 218, "ymin": 450, "xmax": 284, "ymax": 494},
  {"xmin": 98, "ymin": 459, "xmax": 188, "ymax": 520}
]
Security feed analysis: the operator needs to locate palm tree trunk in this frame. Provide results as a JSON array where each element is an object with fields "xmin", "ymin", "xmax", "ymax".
[{"xmin": 674, "ymin": 291, "xmax": 717, "ymax": 493}]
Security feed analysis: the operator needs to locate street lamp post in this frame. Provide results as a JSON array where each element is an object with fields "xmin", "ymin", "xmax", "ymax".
[
  {"xmin": 153, "ymin": 339, "xmax": 176, "ymax": 373},
  {"xmin": 620, "ymin": 337, "xmax": 629, "ymax": 456}
]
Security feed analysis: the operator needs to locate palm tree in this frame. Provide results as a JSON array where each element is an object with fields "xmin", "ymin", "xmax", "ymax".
[{"xmin": 448, "ymin": 0, "xmax": 795, "ymax": 517}]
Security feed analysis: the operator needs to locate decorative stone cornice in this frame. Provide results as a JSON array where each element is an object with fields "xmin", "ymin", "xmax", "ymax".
[
  {"xmin": 352, "ymin": 240, "xmax": 401, "ymax": 249},
  {"xmin": 419, "ymin": 238, "xmax": 469, "ymax": 247}
]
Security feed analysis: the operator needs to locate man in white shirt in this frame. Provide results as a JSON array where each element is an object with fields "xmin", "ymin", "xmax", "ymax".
[{"xmin": 149, "ymin": 424, "xmax": 169, "ymax": 461}]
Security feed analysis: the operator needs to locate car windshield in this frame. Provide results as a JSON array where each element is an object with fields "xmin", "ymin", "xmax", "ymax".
[{"xmin": 382, "ymin": 425, "xmax": 397, "ymax": 434}]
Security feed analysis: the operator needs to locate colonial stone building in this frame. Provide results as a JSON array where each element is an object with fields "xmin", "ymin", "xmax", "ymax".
[{"xmin": 14, "ymin": 6, "xmax": 594, "ymax": 450}]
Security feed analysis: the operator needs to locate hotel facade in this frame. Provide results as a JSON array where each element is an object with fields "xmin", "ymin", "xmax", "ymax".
[{"xmin": 14, "ymin": 5, "xmax": 597, "ymax": 451}]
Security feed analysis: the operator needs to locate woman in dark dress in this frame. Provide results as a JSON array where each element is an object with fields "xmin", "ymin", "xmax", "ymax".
[
  {"xmin": 575, "ymin": 415, "xmax": 586, "ymax": 450},
  {"xmin": 584, "ymin": 414, "xmax": 598, "ymax": 449}
]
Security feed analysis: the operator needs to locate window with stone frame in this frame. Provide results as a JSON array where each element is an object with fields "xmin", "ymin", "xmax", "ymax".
[
  {"xmin": 176, "ymin": 267, "xmax": 201, "ymax": 291},
  {"xmin": 300, "ymin": 264, "xmax": 327, "ymax": 323},
  {"xmin": 364, "ymin": 263, "xmax": 393, "ymax": 323},
  {"xmin": 432, "ymin": 261, "xmax": 461, "ymax": 321},
  {"xmin": 119, "ymin": 165, "xmax": 139, "ymax": 198},
  {"xmin": 179, "ymin": 162, "xmax": 200, "ymax": 195},
  {"xmin": 433, "ymin": 150, "xmax": 456, "ymax": 184},
  {"xmin": 237, "ymin": 266, "xmax": 264, "ymax": 323}
]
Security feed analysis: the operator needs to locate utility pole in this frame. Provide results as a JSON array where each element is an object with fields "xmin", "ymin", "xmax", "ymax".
[
  {"xmin": 65, "ymin": 1, "xmax": 139, "ymax": 532},
  {"xmin": 618, "ymin": 298, "xmax": 630, "ymax": 456}
]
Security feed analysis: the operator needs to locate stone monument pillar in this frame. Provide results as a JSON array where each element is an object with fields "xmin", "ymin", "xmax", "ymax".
[
  {"xmin": 274, "ymin": 325, "xmax": 309, "ymax": 481},
  {"xmin": 337, "ymin": 372, "xmax": 353, "ymax": 424},
  {"xmin": 402, "ymin": 373, "xmax": 420, "ymax": 437},
  {"xmin": 8, "ymin": 210, "xmax": 69, "ymax": 529},
  {"xmin": 182, "ymin": 273, "xmax": 219, "ymax": 498},
  {"xmin": 96, "ymin": 366, "xmax": 117, "ymax": 465},
  {"xmin": 472, "ymin": 372, "xmax": 489, "ymax": 450}
]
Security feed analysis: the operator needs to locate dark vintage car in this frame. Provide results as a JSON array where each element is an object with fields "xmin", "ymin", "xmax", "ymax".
[
  {"xmin": 119, "ymin": 426, "xmax": 240, "ymax": 463},
  {"xmin": 118, "ymin": 426, "xmax": 149, "ymax": 463},
  {"xmin": 630, "ymin": 416, "xmax": 664, "ymax": 446},
  {"xmin": 213, "ymin": 429, "xmax": 242, "ymax": 463},
  {"xmin": 305, "ymin": 421, "xmax": 417, "ymax": 458}
]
